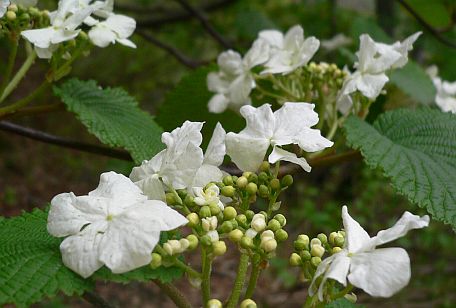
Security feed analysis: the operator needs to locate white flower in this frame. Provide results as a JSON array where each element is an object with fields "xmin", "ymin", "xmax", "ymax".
[
  {"xmin": 88, "ymin": 13, "xmax": 136, "ymax": 48},
  {"xmin": 259, "ymin": 25, "xmax": 320, "ymax": 75},
  {"xmin": 251, "ymin": 214, "xmax": 266, "ymax": 232},
  {"xmin": 428, "ymin": 67, "xmax": 456, "ymax": 114},
  {"xmin": 47, "ymin": 171, "xmax": 188, "ymax": 278},
  {"xmin": 130, "ymin": 121, "xmax": 204, "ymax": 200},
  {"xmin": 225, "ymin": 103, "xmax": 333, "ymax": 172},
  {"xmin": 309, "ymin": 206, "xmax": 429, "ymax": 300},
  {"xmin": 193, "ymin": 184, "xmax": 224, "ymax": 210},
  {"xmin": 207, "ymin": 39, "xmax": 269, "ymax": 113},
  {"xmin": 192, "ymin": 122, "xmax": 226, "ymax": 187},
  {"xmin": 202, "ymin": 216, "xmax": 218, "ymax": 231},
  {"xmin": 0, "ymin": 0, "xmax": 9, "ymax": 18},
  {"xmin": 338, "ymin": 32, "xmax": 421, "ymax": 109}
]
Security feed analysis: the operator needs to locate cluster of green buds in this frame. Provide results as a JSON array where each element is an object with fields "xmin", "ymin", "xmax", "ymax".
[
  {"xmin": 150, "ymin": 234, "xmax": 199, "ymax": 269},
  {"xmin": 0, "ymin": 4, "xmax": 50, "ymax": 35},
  {"xmin": 305, "ymin": 62, "xmax": 347, "ymax": 88},
  {"xmin": 289, "ymin": 231, "xmax": 346, "ymax": 280}
]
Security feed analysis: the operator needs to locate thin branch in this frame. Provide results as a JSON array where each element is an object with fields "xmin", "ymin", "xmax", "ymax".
[
  {"xmin": 82, "ymin": 291, "xmax": 115, "ymax": 308},
  {"xmin": 136, "ymin": 30, "xmax": 206, "ymax": 69},
  {"xmin": 174, "ymin": 0, "xmax": 233, "ymax": 49},
  {"xmin": 0, "ymin": 121, "xmax": 133, "ymax": 161},
  {"xmin": 136, "ymin": 0, "xmax": 237, "ymax": 28},
  {"xmin": 153, "ymin": 280, "xmax": 193, "ymax": 308},
  {"xmin": 2, "ymin": 103, "xmax": 65, "ymax": 119},
  {"xmin": 397, "ymin": 0, "xmax": 456, "ymax": 49}
]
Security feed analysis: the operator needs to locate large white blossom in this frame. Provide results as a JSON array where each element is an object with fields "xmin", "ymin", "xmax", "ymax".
[
  {"xmin": 207, "ymin": 39, "xmax": 269, "ymax": 113},
  {"xmin": 88, "ymin": 13, "xmax": 136, "ymax": 48},
  {"xmin": 427, "ymin": 67, "xmax": 456, "ymax": 114},
  {"xmin": 309, "ymin": 206, "xmax": 429, "ymax": 300},
  {"xmin": 337, "ymin": 32, "xmax": 421, "ymax": 113},
  {"xmin": 47, "ymin": 171, "xmax": 188, "ymax": 278},
  {"xmin": 0, "ymin": 0, "xmax": 8, "ymax": 18},
  {"xmin": 259, "ymin": 25, "xmax": 320, "ymax": 75},
  {"xmin": 226, "ymin": 103, "xmax": 333, "ymax": 172},
  {"xmin": 130, "ymin": 121, "xmax": 204, "ymax": 200}
]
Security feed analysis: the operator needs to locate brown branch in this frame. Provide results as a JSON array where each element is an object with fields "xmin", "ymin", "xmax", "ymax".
[
  {"xmin": 397, "ymin": 0, "xmax": 456, "ymax": 49},
  {"xmin": 82, "ymin": 291, "xmax": 116, "ymax": 308},
  {"xmin": 136, "ymin": 30, "xmax": 207, "ymax": 69},
  {"xmin": 174, "ymin": 0, "xmax": 233, "ymax": 49},
  {"xmin": 136, "ymin": 0, "xmax": 237, "ymax": 28},
  {"xmin": 1, "ymin": 103, "xmax": 65, "ymax": 119},
  {"xmin": 0, "ymin": 121, "xmax": 133, "ymax": 161}
]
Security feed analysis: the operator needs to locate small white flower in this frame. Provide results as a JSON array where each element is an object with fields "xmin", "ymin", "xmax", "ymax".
[
  {"xmin": 226, "ymin": 103, "xmax": 333, "ymax": 172},
  {"xmin": 202, "ymin": 216, "xmax": 218, "ymax": 231},
  {"xmin": 207, "ymin": 230, "xmax": 219, "ymax": 242},
  {"xmin": 0, "ymin": 0, "xmax": 9, "ymax": 18},
  {"xmin": 259, "ymin": 25, "xmax": 320, "ymax": 75},
  {"xmin": 309, "ymin": 206, "xmax": 429, "ymax": 300},
  {"xmin": 428, "ymin": 67, "xmax": 456, "ymax": 114},
  {"xmin": 130, "ymin": 121, "xmax": 204, "ymax": 200},
  {"xmin": 251, "ymin": 214, "xmax": 266, "ymax": 232},
  {"xmin": 245, "ymin": 228, "xmax": 258, "ymax": 238},
  {"xmin": 88, "ymin": 14, "xmax": 136, "ymax": 48},
  {"xmin": 193, "ymin": 184, "xmax": 224, "ymax": 210},
  {"xmin": 47, "ymin": 171, "xmax": 188, "ymax": 278},
  {"xmin": 207, "ymin": 39, "xmax": 270, "ymax": 113}
]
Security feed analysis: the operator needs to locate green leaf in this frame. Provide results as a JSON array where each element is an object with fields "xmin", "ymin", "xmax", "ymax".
[
  {"xmin": 344, "ymin": 109, "xmax": 456, "ymax": 228},
  {"xmin": 405, "ymin": 0, "xmax": 451, "ymax": 28},
  {"xmin": 326, "ymin": 298, "xmax": 365, "ymax": 307},
  {"xmin": 0, "ymin": 209, "xmax": 93, "ymax": 307},
  {"xmin": 54, "ymin": 79, "xmax": 164, "ymax": 164},
  {"xmin": 390, "ymin": 61, "xmax": 436, "ymax": 105},
  {"xmin": 156, "ymin": 66, "xmax": 244, "ymax": 147},
  {"xmin": 94, "ymin": 264, "xmax": 184, "ymax": 284}
]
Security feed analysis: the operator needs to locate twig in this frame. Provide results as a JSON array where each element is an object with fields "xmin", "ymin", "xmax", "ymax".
[
  {"xmin": 397, "ymin": 0, "xmax": 456, "ymax": 49},
  {"xmin": 136, "ymin": 0, "xmax": 237, "ymax": 28},
  {"xmin": 0, "ymin": 121, "xmax": 133, "ymax": 161},
  {"xmin": 174, "ymin": 0, "xmax": 233, "ymax": 49},
  {"xmin": 136, "ymin": 30, "xmax": 206, "ymax": 69},
  {"xmin": 153, "ymin": 280, "xmax": 193, "ymax": 308},
  {"xmin": 2, "ymin": 103, "xmax": 65, "ymax": 119},
  {"xmin": 82, "ymin": 291, "xmax": 115, "ymax": 308}
]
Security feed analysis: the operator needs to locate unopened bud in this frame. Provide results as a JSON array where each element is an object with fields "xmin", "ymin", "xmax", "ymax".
[
  {"xmin": 251, "ymin": 214, "xmax": 266, "ymax": 232},
  {"xmin": 223, "ymin": 206, "xmax": 237, "ymax": 220},
  {"xmin": 246, "ymin": 182, "xmax": 258, "ymax": 195},
  {"xmin": 229, "ymin": 229, "xmax": 243, "ymax": 242},
  {"xmin": 207, "ymin": 299, "xmax": 223, "ymax": 308},
  {"xmin": 236, "ymin": 176, "xmax": 248, "ymax": 188},
  {"xmin": 6, "ymin": 11, "xmax": 16, "ymax": 20},
  {"xmin": 275, "ymin": 229, "xmax": 288, "ymax": 242},
  {"xmin": 258, "ymin": 184, "xmax": 269, "ymax": 197},
  {"xmin": 223, "ymin": 175, "xmax": 234, "ymax": 186},
  {"xmin": 248, "ymin": 173, "xmax": 258, "ymax": 184},
  {"xmin": 186, "ymin": 213, "xmax": 199, "ymax": 228},
  {"xmin": 332, "ymin": 247, "xmax": 343, "ymax": 254},
  {"xmin": 334, "ymin": 235, "xmax": 345, "ymax": 247},
  {"xmin": 199, "ymin": 206, "xmax": 212, "ymax": 218},
  {"xmin": 310, "ymin": 238, "xmax": 322, "ymax": 247},
  {"xmin": 261, "ymin": 238, "xmax": 277, "ymax": 252},
  {"xmin": 310, "ymin": 245, "xmax": 325, "ymax": 258},
  {"xmin": 270, "ymin": 178, "xmax": 281, "ymax": 191},
  {"xmin": 242, "ymin": 171, "xmax": 252, "ymax": 178},
  {"xmin": 294, "ymin": 239, "xmax": 308, "ymax": 251},
  {"xmin": 207, "ymin": 230, "xmax": 219, "ymax": 242},
  {"xmin": 150, "ymin": 253, "xmax": 162, "ymax": 269},
  {"xmin": 166, "ymin": 192, "xmax": 177, "ymax": 205},
  {"xmin": 209, "ymin": 203, "xmax": 221, "ymax": 215},
  {"xmin": 221, "ymin": 185, "xmax": 235, "ymax": 197},
  {"xmin": 259, "ymin": 161, "xmax": 270, "ymax": 172},
  {"xmin": 245, "ymin": 228, "xmax": 258, "ymax": 238},
  {"xmin": 329, "ymin": 232, "xmax": 338, "ymax": 245},
  {"xmin": 236, "ymin": 214, "xmax": 247, "ymax": 226},
  {"xmin": 212, "ymin": 241, "xmax": 227, "ymax": 256},
  {"xmin": 267, "ymin": 219, "xmax": 281, "ymax": 231},
  {"xmin": 261, "ymin": 230, "xmax": 275, "ymax": 240},
  {"xmin": 184, "ymin": 195, "xmax": 194, "ymax": 207},
  {"xmin": 289, "ymin": 253, "xmax": 302, "ymax": 266},
  {"xmin": 300, "ymin": 250, "xmax": 312, "ymax": 261},
  {"xmin": 163, "ymin": 243, "xmax": 173, "ymax": 255},
  {"xmin": 240, "ymin": 236, "xmax": 254, "ymax": 249},
  {"xmin": 297, "ymin": 234, "xmax": 310, "ymax": 245},
  {"xmin": 187, "ymin": 234, "xmax": 199, "ymax": 250},
  {"xmin": 274, "ymin": 214, "xmax": 287, "ymax": 226},
  {"xmin": 245, "ymin": 210, "xmax": 254, "ymax": 220},
  {"xmin": 311, "ymin": 256, "xmax": 321, "ymax": 267},
  {"xmin": 179, "ymin": 239, "xmax": 190, "ymax": 252},
  {"xmin": 220, "ymin": 221, "xmax": 234, "ymax": 233},
  {"xmin": 19, "ymin": 13, "xmax": 30, "ymax": 21},
  {"xmin": 317, "ymin": 233, "xmax": 328, "ymax": 244},
  {"xmin": 240, "ymin": 299, "xmax": 257, "ymax": 308},
  {"xmin": 8, "ymin": 4, "xmax": 18, "ymax": 12},
  {"xmin": 258, "ymin": 171, "xmax": 269, "ymax": 182},
  {"xmin": 281, "ymin": 174, "xmax": 293, "ymax": 187},
  {"xmin": 344, "ymin": 293, "xmax": 358, "ymax": 303}
]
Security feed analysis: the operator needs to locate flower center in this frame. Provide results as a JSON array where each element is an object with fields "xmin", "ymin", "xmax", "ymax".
[{"xmin": 106, "ymin": 214, "xmax": 114, "ymax": 221}]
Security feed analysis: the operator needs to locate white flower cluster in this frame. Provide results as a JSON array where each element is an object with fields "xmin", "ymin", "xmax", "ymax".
[
  {"xmin": 207, "ymin": 25, "xmax": 319, "ymax": 113},
  {"xmin": 48, "ymin": 102, "xmax": 331, "ymax": 278},
  {"xmin": 427, "ymin": 66, "xmax": 456, "ymax": 114},
  {"xmin": 6, "ymin": 0, "xmax": 137, "ymax": 59}
]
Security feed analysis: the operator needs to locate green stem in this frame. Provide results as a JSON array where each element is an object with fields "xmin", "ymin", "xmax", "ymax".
[
  {"xmin": 0, "ymin": 50, "xmax": 37, "ymax": 103},
  {"xmin": 173, "ymin": 258, "xmax": 202, "ymax": 279},
  {"xmin": 244, "ymin": 259, "xmax": 261, "ymax": 299},
  {"xmin": 0, "ymin": 37, "xmax": 19, "ymax": 100},
  {"xmin": 201, "ymin": 247, "xmax": 212, "ymax": 305},
  {"xmin": 330, "ymin": 284, "xmax": 353, "ymax": 300},
  {"xmin": 226, "ymin": 253, "xmax": 250, "ymax": 308},
  {"xmin": 0, "ymin": 81, "xmax": 50, "ymax": 118},
  {"xmin": 255, "ymin": 83, "xmax": 287, "ymax": 101},
  {"xmin": 153, "ymin": 279, "xmax": 193, "ymax": 308}
]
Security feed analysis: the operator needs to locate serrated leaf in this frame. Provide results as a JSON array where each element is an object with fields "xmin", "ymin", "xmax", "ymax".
[
  {"xmin": 325, "ymin": 298, "xmax": 365, "ymax": 308},
  {"xmin": 94, "ymin": 264, "xmax": 184, "ymax": 284},
  {"xmin": 0, "ymin": 209, "xmax": 93, "ymax": 307},
  {"xmin": 54, "ymin": 78, "xmax": 164, "ymax": 164},
  {"xmin": 344, "ymin": 109, "xmax": 456, "ymax": 228},
  {"xmin": 156, "ymin": 66, "xmax": 244, "ymax": 147},
  {"xmin": 390, "ymin": 61, "xmax": 436, "ymax": 105}
]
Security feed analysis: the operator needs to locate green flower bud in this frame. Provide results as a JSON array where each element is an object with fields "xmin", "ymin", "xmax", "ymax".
[
  {"xmin": 258, "ymin": 172, "xmax": 269, "ymax": 183},
  {"xmin": 236, "ymin": 176, "xmax": 248, "ymax": 188},
  {"xmin": 310, "ymin": 244, "xmax": 325, "ymax": 258},
  {"xmin": 311, "ymin": 256, "xmax": 322, "ymax": 267},
  {"xmin": 317, "ymin": 233, "xmax": 328, "ymax": 244},
  {"xmin": 297, "ymin": 234, "xmax": 310, "ymax": 246},
  {"xmin": 230, "ymin": 219, "xmax": 238, "ymax": 229},
  {"xmin": 165, "ymin": 192, "xmax": 177, "ymax": 205},
  {"xmin": 176, "ymin": 189, "xmax": 187, "ymax": 199},
  {"xmin": 200, "ymin": 235, "xmax": 212, "ymax": 247},
  {"xmin": 270, "ymin": 178, "xmax": 281, "ymax": 191},
  {"xmin": 240, "ymin": 236, "xmax": 254, "ymax": 249},
  {"xmin": 267, "ymin": 219, "xmax": 281, "ymax": 232},
  {"xmin": 344, "ymin": 293, "xmax": 357, "ymax": 303},
  {"xmin": 236, "ymin": 214, "xmax": 247, "ymax": 226},
  {"xmin": 275, "ymin": 229, "xmax": 288, "ymax": 242},
  {"xmin": 207, "ymin": 299, "xmax": 223, "ymax": 308},
  {"xmin": 223, "ymin": 175, "xmax": 234, "ymax": 186},
  {"xmin": 261, "ymin": 238, "xmax": 277, "ymax": 252},
  {"xmin": 149, "ymin": 253, "xmax": 162, "ymax": 269},
  {"xmin": 240, "ymin": 299, "xmax": 257, "ymax": 308},
  {"xmin": 281, "ymin": 174, "xmax": 293, "ymax": 187},
  {"xmin": 289, "ymin": 252, "xmax": 302, "ymax": 266},
  {"xmin": 300, "ymin": 250, "xmax": 311, "ymax": 261},
  {"xmin": 294, "ymin": 239, "xmax": 308, "ymax": 251},
  {"xmin": 229, "ymin": 229, "xmax": 243, "ymax": 242},
  {"xmin": 186, "ymin": 234, "xmax": 199, "ymax": 250},
  {"xmin": 274, "ymin": 214, "xmax": 287, "ymax": 226},
  {"xmin": 259, "ymin": 161, "xmax": 270, "ymax": 172},
  {"xmin": 242, "ymin": 171, "xmax": 252, "ymax": 178},
  {"xmin": 332, "ymin": 247, "xmax": 342, "ymax": 254},
  {"xmin": 78, "ymin": 30, "xmax": 88, "ymax": 40},
  {"xmin": 19, "ymin": 13, "xmax": 30, "ymax": 21},
  {"xmin": 209, "ymin": 203, "xmax": 221, "ymax": 216},
  {"xmin": 212, "ymin": 241, "xmax": 227, "ymax": 256},
  {"xmin": 334, "ymin": 235, "xmax": 345, "ymax": 247},
  {"xmin": 199, "ymin": 206, "xmax": 212, "ymax": 218},
  {"xmin": 246, "ymin": 182, "xmax": 258, "ymax": 195},
  {"xmin": 186, "ymin": 213, "xmax": 199, "ymax": 228},
  {"xmin": 339, "ymin": 230, "xmax": 346, "ymax": 237},
  {"xmin": 329, "ymin": 231, "xmax": 338, "ymax": 245},
  {"xmin": 245, "ymin": 210, "xmax": 254, "ymax": 220},
  {"xmin": 310, "ymin": 238, "xmax": 322, "ymax": 247},
  {"xmin": 248, "ymin": 173, "xmax": 258, "ymax": 184},
  {"xmin": 220, "ymin": 221, "xmax": 234, "ymax": 234},
  {"xmin": 258, "ymin": 184, "xmax": 269, "ymax": 197},
  {"xmin": 6, "ymin": 11, "xmax": 16, "ymax": 20},
  {"xmin": 223, "ymin": 206, "xmax": 237, "ymax": 220},
  {"xmin": 28, "ymin": 7, "xmax": 39, "ymax": 17},
  {"xmin": 231, "ymin": 175, "xmax": 239, "ymax": 182},
  {"xmin": 221, "ymin": 185, "xmax": 235, "ymax": 197},
  {"xmin": 8, "ymin": 4, "xmax": 18, "ymax": 12}
]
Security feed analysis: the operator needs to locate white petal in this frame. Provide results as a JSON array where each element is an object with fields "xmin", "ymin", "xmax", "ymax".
[
  {"xmin": 309, "ymin": 254, "xmax": 336, "ymax": 297},
  {"xmin": 268, "ymin": 146, "xmax": 311, "ymax": 172},
  {"xmin": 117, "ymin": 38, "xmax": 136, "ymax": 48},
  {"xmin": 227, "ymin": 73, "xmax": 254, "ymax": 105},
  {"xmin": 356, "ymin": 73, "xmax": 389, "ymax": 100},
  {"xmin": 392, "ymin": 32, "xmax": 421, "ymax": 69},
  {"xmin": 336, "ymin": 93, "xmax": 353, "ymax": 115},
  {"xmin": 348, "ymin": 248, "xmax": 411, "ymax": 297},
  {"xmin": 295, "ymin": 127, "xmax": 333, "ymax": 152},
  {"xmin": 89, "ymin": 172, "xmax": 146, "ymax": 205},
  {"xmin": 21, "ymin": 28, "xmax": 55, "ymax": 48},
  {"xmin": 218, "ymin": 50, "xmax": 243, "ymax": 76},
  {"xmin": 133, "ymin": 174, "xmax": 166, "ymax": 201},
  {"xmin": 317, "ymin": 253, "xmax": 350, "ymax": 301},
  {"xmin": 372, "ymin": 212, "xmax": 429, "ymax": 246},
  {"xmin": 243, "ymin": 38, "xmax": 270, "ymax": 68},
  {"xmin": 239, "ymin": 104, "xmax": 275, "ymax": 139},
  {"xmin": 60, "ymin": 221, "xmax": 106, "ymax": 278},
  {"xmin": 207, "ymin": 72, "xmax": 230, "ymax": 94},
  {"xmin": 342, "ymin": 206, "xmax": 371, "ymax": 253},
  {"xmin": 259, "ymin": 29, "xmax": 284, "ymax": 48},
  {"xmin": 208, "ymin": 94, "xmax": 230, "ymax": 113},
  {"xmin": 50, "ymin": 29, "xmax": 80, "ymax": 45},
  {"xmin": 89, "ymin": 26, "xmax": 116, "ymax": 47},
  {"xmin": 35, "ymin": 46, "xmax": 55, "ymax": 59},
  {"xmin": 192, "ymin": 164, "xmax": 224, "ymax": 188},
  {"xmin": 63, "ymin": 5, "xmax": 97, "ymax": 31},
  {"xmin": 225, "ymin": 133, "xmax": 270, "ymax": 172},
  {"xmin": 204, "ymin": 122, "xmax": 226, "ymax": 166},
  {"xmin": 104, "ymin": 14, "xmax": 136, "ymax": 39}
]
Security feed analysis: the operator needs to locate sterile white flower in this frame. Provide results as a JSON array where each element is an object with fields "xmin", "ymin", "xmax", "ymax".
[
  {"xmin": 130, "ymin": 121, "xmax": 204, "ymax": 200},
  {"xmin": 259, "ymin": 25, "xmax": 320, "ymax": 75},
  {"xmin": 88, "ymin": 13, "xmax": 136, "ymax": 48},
  {"xmin": 207, "ymin": 39, "xmax": 270, "ymax": 113},
  {"xmin": 427, "ymin": 67, "xmax": 456, "ymax": 114},
  {"xmin": 193, "ymin": 184, "xmax": 224, "ymax": 210},
  {"xmin": 225, "ymin": 103, "xmax": 333, "ymax": 172},
  {"xmin": 47, "ymin": 171, "xmax": 188, "ymax": 278},
  {"xmin": 309, "ymin": 206, "xmax": 429, "ymax": 300},
  {"xmin": 0, "ymin": 0, "xmax": 9, "ymax": 18}
]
